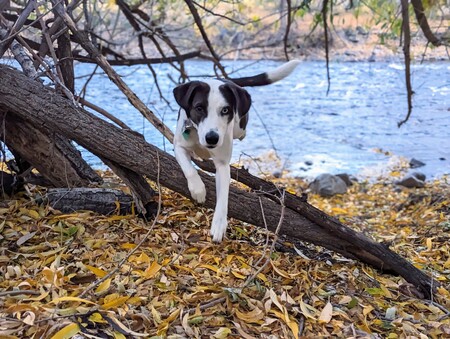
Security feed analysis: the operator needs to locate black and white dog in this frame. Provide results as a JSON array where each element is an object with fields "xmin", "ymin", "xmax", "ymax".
[{"xmin": 173, "ymin": 60, "xmax": 300, "ymax": 242}]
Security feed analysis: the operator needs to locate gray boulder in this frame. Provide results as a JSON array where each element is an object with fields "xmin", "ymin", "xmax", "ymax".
[
  {"xmin": 396, "ymin": 172, "xmax": 426, "ymax": 188},
  {"xmin": 336, "ymin": 173, "xmax": 356, "ymax": 186},
  {"xmin": 409, "ymin": 158, "xmax": 425, "ymax": 169},
  {"xmin": 310, "ymin": 173, "xmax": 348, "ymax": 197}
]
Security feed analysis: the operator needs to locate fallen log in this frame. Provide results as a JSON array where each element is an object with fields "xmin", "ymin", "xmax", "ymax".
[
  {"xmin": 0, "ymin": 64, "xmax": 436, "ymax": 298},
  {"xmin": 45, "ymin": 188, "xmax": 143, "ymax": 215}
]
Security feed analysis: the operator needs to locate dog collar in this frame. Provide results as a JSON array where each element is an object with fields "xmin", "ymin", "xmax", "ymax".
[{"xmin": 182, "ymin": 119, "xmax": 195, "ymax": 140}]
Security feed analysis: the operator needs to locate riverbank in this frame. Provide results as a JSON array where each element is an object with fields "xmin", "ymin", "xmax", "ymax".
[
  {"xmin": 134, "ymin": 6, "xmax": 450, "ymax": 63},
  {"xmin": 0, "ymin": 167, "xmax": 449, "ymax": 337},
  {"xmin": 224, "ymin": 12, "xmax": 450, "ymax": 62}
]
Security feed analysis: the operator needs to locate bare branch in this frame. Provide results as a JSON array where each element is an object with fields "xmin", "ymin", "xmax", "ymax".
[
  {"xmin": 51, "ymin": 0, "xmax": 174, "ymax": 142},
  {"xmin": 398, "ymin": 0, "xmax": 414, "ymax": 127},
  {"xmin": 283, "ymin": 0, "xmax": 292, "ymax": 60},
  {"xmin": 73, "ymin": 51, "xmax": 201, "ymax": 66},
  {"xmin": 184, "ymin": 0, "xmax": 227, "ymax": 78},
  {"xmin": 0, "ymin": 0, "xmax": 35, "ymax": 57},
  {"xmin": 411, "ymin": 0, "xmax": 442, "ymax": 47},
  {"xmin": 322, "ymin": 0, "xmax": 331, "ymax": 95},
  {"xmin": 192, "ymin": 0, "xmax": 245, "ymax": 26}
]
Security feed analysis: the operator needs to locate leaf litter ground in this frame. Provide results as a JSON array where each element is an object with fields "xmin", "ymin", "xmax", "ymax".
[{"xmin": 0, "ymin": 158, "xmax": 449, "ymax": 338}]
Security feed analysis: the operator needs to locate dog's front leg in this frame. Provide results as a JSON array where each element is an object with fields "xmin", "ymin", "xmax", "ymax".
[
  {"xmin": 174, "ymin": 145, "xmax": 206, "ymax": 203},
  {"xmin": 210, "ymin": 160, "xmax": 231, "ymax": 242}
]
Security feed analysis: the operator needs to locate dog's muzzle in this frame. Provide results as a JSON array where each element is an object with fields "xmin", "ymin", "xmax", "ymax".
[{"xmin": 205, "ymin": 130, "xmax": 219, "ymax": 148}]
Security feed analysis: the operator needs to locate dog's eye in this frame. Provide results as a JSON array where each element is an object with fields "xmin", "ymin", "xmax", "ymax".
[
  {"xmin": 195, "ymin": 106, "xmax": 204, "ymax": 113},
  {"xmin": 221, "ymin": 106, "xmax": 231, "ymax": 115}
]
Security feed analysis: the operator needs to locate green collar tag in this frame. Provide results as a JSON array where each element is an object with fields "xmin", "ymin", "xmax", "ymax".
[
  {"xmin": 182, "ymin": 129, "xmax": 191, "ymax": 140},
  {"xmin": 182, "ymin": 119, "xmax": 195, "ymax": 140}
]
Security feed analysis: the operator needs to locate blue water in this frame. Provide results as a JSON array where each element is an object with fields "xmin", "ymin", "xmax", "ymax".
[{"xmin": 75, "ymin": 60, "xmax": 449, "ymax": 179}]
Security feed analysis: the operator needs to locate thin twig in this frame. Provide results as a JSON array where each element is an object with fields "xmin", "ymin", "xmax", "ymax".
[
  {"xmin": 184, "ymin": 0, "xmax": 227, "ymax": 78},
  {"xmin": 322, "ymin": 0, "xmax": 331, "ymax": 95},
  {"xmin": 0, "ymin": 289, "xmax": 41, "ymax": 297},
  {"xmin": 398, "ymin": 0, "xmax": 414, "ymax": 127},
  {"xmin": 242, "ymin": 191, "xmax": 286, "ymax": 289},
  {"xmin": 251, "ymin": 196, "xmax": 272, "ymax": 270},
  {"xmin": 79, "ymin": 152, "xmax": 163, "ymax": 298},
  {"xmin": 192, "ymin": 0, "xmax": 245, "ymax": 25},
  {"xmin": 76, "ymin": 96, "xmax": 131, "ymax": 130},
  {"xmin": 186, "ymin": 296, "xmax": 227, "ymax": 315}
]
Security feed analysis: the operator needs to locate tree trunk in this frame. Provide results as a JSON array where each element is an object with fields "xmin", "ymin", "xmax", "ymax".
[
  {"xmin": 0, "ymin": 110, "xmax": 101, "ymax": 187},
  {"xmin": 0, "ymin": 64, "xmax": 437, "ymax": 298}
]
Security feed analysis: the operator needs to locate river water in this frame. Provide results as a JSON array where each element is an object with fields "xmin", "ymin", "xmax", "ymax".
[{"xmin": 76, "ymin": 60, "xmax": 449, "ymax": 179}]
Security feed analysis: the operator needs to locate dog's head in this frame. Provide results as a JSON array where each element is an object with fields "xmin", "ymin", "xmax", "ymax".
[{"xmin": 173, "ymin": 79, "xmax": 251, "ymax": 149}]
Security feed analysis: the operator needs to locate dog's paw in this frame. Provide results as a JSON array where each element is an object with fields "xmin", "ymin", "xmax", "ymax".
[
  {"xmin": 210, "ymin": 213, "xmax": 228, "ymax": 243},
  {"xmin": 187, "ymin": 174, "xmax": 206, "ymax": 203}
]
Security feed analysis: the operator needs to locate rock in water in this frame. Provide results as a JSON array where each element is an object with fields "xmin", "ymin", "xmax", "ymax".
[
  {"xmin": 396, "ymin": 172, "xmax": 426, "ymax": 188},
  {"xmin": 310, "ymin": 173, "xmax": 348, "ymax": 197},
  {"xmin": 409, "ymin": 158, "xmax": 425, "ymax": 169}
]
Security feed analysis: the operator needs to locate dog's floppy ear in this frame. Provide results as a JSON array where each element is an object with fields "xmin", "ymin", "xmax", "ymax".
[
  {"xmin": 220, "ymin": 82, "xmax": 252, "ymax": 129},
  {"xmin": 173, "ymin": 81, "xmax": 209, "ymax": 113}
]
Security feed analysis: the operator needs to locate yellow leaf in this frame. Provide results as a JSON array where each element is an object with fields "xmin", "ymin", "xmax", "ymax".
[
  {"xmin": 127, "ymin": 296, "xmax": 143, "ymax": 305},
  {"xmin": 235, "ymin": 307, "xmax": 265, "ymax": 324},
  {"xmin": 26, "ymin": 290, "xmax": 49, "ymax": 301},
  {"xmin": 107, "ymin": 314, "xmax": 149, "ymax": 337},
  {"xmin": 212, "ymin": 327, "xmax": 232, "ymax": 339},
  {"xmin": 27, "ymin": 209, "xmax": 41, "ymax": 220},
  {"xmin": 85, "ymin": 265, "xmax": 107, "ymax": 278},
  {"xmin": 145, "ymin": 261, "xmax": 162, "ymax": 279},
  {"xmin": 331, "ymin": 207, "xmax": 348, "ymax": 215},
  {"xmin": 257, "ymin": 273, "xmax": 268, "ymax": 282},
  {"xmin": 270, "ymin": 310, "xmax": 299, "ymax": 339},
  {"xmin": 270, "ymin": 261, "xmax": 301, "ymax": 279},
  {"xmin": 50, "ymin": 323, "xmax": 80, "ymax": 339},
  {"xmin": 426, "ymin": 237, "xmax": 433, "ymax": 250},
  {"xmin": 151, "ymin": 304, "xmax": 162, "ymax": 324},
  {"xmin": 101, "ymin": 295, "xmax": 130, "ymax": 310},
  {"xmin": 50, "ymin": 296, "xmax": 97, "ymax": 305},
  {"xmin": 95, "ymin": 278, "xmax": 111, "ymax": 294},
  {"xmin": 199, "ymin": 264, "xmax": 219, "ymax": 273},
  {"xmin": 318, "ymin": 302, "xmax": 333, "ymax": 323},
  {"xmin": 133, "ymin": 252, "xmax": 151, "ymax": 263},
  {"xmin": 363, "ymin": 305, "xmax": 374, "ymax": 317},
  {"xmin": 106, "ymin": 215, "xmax": 129, "ymax": 221},
  {"xmin": 231, "ymin": 271, "xmax": 245, "ymax": 279},
  {"xmin": 438, "ymin": 287, "xmax": 449, "ymax": 296},
  {"xmin": 121, "ymin": 243, "xmax": 137, "ymax": 249},
  {"xmin": 88, "ymin": 312, "xmax": 107, "ymax": 324},
  {"xmin": 299, "ymin": 299, "xmax": 317, "ymax": 320},
  {"xmin": 157, "ymin": 309, "xmax": 181, "ymax": 335}
]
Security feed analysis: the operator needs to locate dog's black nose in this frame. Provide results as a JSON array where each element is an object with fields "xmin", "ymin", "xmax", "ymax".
[{"xmin": 205, "ymin": 131, "xmax": 219, "ymax": 146}]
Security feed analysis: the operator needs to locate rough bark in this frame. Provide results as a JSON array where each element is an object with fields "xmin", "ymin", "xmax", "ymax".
[
  {"xmin": 0, "ymin": 110, "xmax": 101, "ymax": 187},
  {"xmin": 0, "ymin": 64, "xmax": 437, "ymax": 299},
  {"xmin": 45, "ymin": 188, "xmax": 139, "ymax": 215}
]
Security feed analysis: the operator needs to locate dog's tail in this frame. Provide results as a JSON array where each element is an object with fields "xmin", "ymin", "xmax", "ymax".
[{"xmin": 229, "ymin": 60, "xmax": 300, "ymax": 87}]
